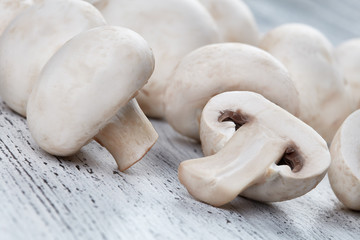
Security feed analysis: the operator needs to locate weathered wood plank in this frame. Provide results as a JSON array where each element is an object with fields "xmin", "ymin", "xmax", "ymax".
[
  {"xmin": 1, "ymin": 1, "xmax": 360, "ymax": 239},
  {"xmin": 1, "ymin": 97, "xmax": 360, "ymax": 240}
]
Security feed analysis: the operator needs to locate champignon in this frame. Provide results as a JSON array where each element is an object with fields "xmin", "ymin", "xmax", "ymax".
[
  {"xmin": 87, "ymin": 0, "xmax": 220, "ymax": 118},
  {"xmin": 27, "ymin": 26, "xmax": 158, "ymax": 171},
  {"xmin": 197, "ymin": 0, "xmax": 259, "ymax": 45},
  {"xmin": 164, "ymin": 43, "xmax": 299, "ymax": 140},
  {"xmin": 0, "ymin": 0, "xmax": 37, "ymax": 36},
  {"xmin": 329, "ymin": 109, "xmax": 360, "ymax": 211},
  {"xmin": 179, "ymin": 91, "xmax": 330, "ymax": 206},
  {"xmin": 260, "ymin": 23, "xmax": 352, "ymax": 143},
  {"xmin": 0, "ymin": 0, "xmax": 106, "ymax": 116},
  {"xmin": 336, "ymin": 38, "xmax": 360, "ymax": 111}
]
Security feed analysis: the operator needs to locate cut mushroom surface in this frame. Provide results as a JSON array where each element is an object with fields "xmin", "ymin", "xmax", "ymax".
[
  {"xmin": 329, "ymin": 110, "xmax": 360, "ymax": 211},
  {"xmin": 27, "ymin": 26, "xmax": 157, "ymax": 171},
  {"xmin": 260, "ymin": 23, "xmax": 352, "ymax": 143},
  {"xmin": 164, "ymin": 43, "xmax": 299, "ymax": 140},
  {"xmin": 94, "ymin": 99, "xmax": 158, "ymax": 171},
  {"xmin": 336, "ymin": 38, "xmax": 360, "ymax": 111},
  {"xmin": 0, "ymin": 0, "xmax": 106, "ymax": 116},
  {"xmin": 179, "ymin": 91, "xmax": 330, "ymax": 206},
  {"xmin": 90, "ymin": 0, "xmax": 220, "ymax": 118},
  {"xmin": 197, "ymin": 0, "xmax": 259, "ymax": 45}
]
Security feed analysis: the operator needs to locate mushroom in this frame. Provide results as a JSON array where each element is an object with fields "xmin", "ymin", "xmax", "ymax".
[
  {"xmin": 328, "ymin": 109, "xmax": 360, "ymax": 210},
  {"xmin": 179, "ymin": 91, "xmax": 330, "ymax": 206},
  {"xmin": 335, "ymin": 38, "xmax": 360, "ymax": 111},
  {"xmin": 87, "ymin": 0, "xmax": 220, "ymax": 118},
  {"xmin": 0, "ymin": 0, "xmax": 37, "ymax": 36},
  {"xmin": 0, "ymin": 0, "xmax": 106, "ymax": 116},
  {"xmin": 260, "ymin": 23, "xmax": 352, "ymax": 143},
  {"xmin": 164, "ymin": 43, "xmax": 299, "ymax": 140},
  {"xmin": 27, "ymin": 26, "xmax": 158, "ymax": 171},
  {"xmin": 197, "ymin": 0, "xmax": 259, "ymax": 45}
]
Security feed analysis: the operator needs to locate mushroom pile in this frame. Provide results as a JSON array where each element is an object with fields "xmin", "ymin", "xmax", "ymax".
[
  {"xmin": 0, "ymin": 0, "xmax": 359, "ymax": 211},
  {"xmin": 0, "ymin": 0, "xmax": 158, "ymax": 171},
  {"xmin": 159, "ymin": 6, "xmax": 358, "ymax": 208},
  {"xmin": 260, "ymin": 24, "xmax": 352, "ymax": 143},
  {"xmin": 83, "ymin": 0, "xmax": 260, "ymax": 118}
]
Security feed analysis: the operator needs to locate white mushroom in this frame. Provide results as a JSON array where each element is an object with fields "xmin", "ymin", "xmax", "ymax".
[
  {"xmin": 0, "ymin": 0, "xmax": 37, "ymax": 36},
  {"xmin": 328, "ymin": 109, "xmax": 360, "ymax": 210},
  {"xmin": 260, "ymin": 23, "xmax": 352, "ymax": 143},
  {"xmin": 335, "ymin": 38, "xmax": 360, "ymax": 111},
  {"xmin": 197, "ymin": 0, "xmax": 259, "ymax": 45},
  {"xmin": 179, "ymin": 91, "xmax": 330, "ymax": 206},
  {"xmin": 164, "ymin": 43, "xmax": 299, "ymax": 140},
  {"xmin": 88, "ymin": 0, "xmax": 220, "ymax": 118},
  {"xmin": 27, "ymin": 26, "xmax": 158, "ymax": 171},
  {"xmin": 0, "ymin": 0, "xmax": 106, "ymax": 116}
]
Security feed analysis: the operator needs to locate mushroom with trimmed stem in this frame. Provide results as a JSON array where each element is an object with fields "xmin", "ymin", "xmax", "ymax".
[
  {"xmin": 27, "ymin": 26, "xmax": 158, "ymax": 171},
  {"xmin": 86, "ymin": 0, "xmax": 220, "ymax": 118},
  {"xmin": 329, "ymin": 109, "xmax": 360, "ymax": 211},
  {"xmin": 164, "ymin": 43, "xmax": 300, "ymax": 140},
  {"xmin": 335, "ymin": 38, "xmax": 360, "ymax": 111},
  {"xmin": 179, "ymin": 91, "xmax": 330, "ymax": 207},
  {"xmin": 197, "ymin": 0, "xmax": 259, "ymax": 45},
  {"xmin": 0, "ymin": 0, "xmax": 106, "ymax": 116},
  {"xmin": 259, "ymin": 23, "xmax": 352, "ymax": 143}
]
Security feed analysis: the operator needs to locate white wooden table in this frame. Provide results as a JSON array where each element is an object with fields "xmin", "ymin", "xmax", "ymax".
[{"xmin": 1, "ymin": 1, "xmax": 360, "ymax": 239}]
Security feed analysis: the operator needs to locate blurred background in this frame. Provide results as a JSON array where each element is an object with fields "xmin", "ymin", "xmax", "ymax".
[{"xmin": 244, "ymin": 0, "xmax": 360, "ymax": 45}]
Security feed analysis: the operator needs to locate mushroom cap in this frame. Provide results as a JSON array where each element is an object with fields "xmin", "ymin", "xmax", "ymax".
[
  {"xmin": 164, "ymin": 43, "xmax": 299, "ymax": 140},
  {"xmin": 260, "ymin": 23, "xmax": 352, "ymax": 143},
  {"xmin": 336, "ymin": 38, "xmax": 360, "ymax": 111},
  {"xmin": 27, "ymin": 26, "xmax": 155, "ymax": 156},
  {"xmin": 0, "ymin": 0, "xmax": 106, "ymax": 116},
  {"xmin": 0, "ymin": 0, "xmax": 36, "ymax": 36},
  {"xmin": 197, "ymin": 0, "xmax": 259, "ymax": 45},
  {"xmin": 192, "ymin": 91, "xmax": 330, "ymax": 203},
  {"xmin": 329, "ymin": 109, "xmax": 360, "ymax": 210},
  {"xmin": 94, "ymin": 0, "xmax": 220, "ymax": 118}
]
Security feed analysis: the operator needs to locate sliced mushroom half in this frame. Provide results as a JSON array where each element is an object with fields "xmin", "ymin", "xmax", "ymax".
[
  {"xmin": 329, "ymin": 110, "xmax": 360, "ymax": 211},
  {"xmin": 27, "ymin": 26, "xmax": 157, "ymax": 171},
  {"xmin": 179, "ymin": 91, "xmax": 330, "ymax": 206}
]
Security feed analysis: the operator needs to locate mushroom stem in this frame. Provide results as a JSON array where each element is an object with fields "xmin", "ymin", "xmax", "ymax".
[
  {"xmin": 94, "ymin": 99, "xmax": 158, "ymax": 171},
  {"xmin": 179, "ymin": 123, "xmax": 288, "ymax": 206}
]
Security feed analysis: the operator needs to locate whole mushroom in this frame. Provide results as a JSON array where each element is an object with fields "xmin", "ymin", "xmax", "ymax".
[
  {"xmin": 336, "ymin": 38, "xmax": 360, "ymax": 111},
  {"xmin": 0, "ymin": 0, "xmax": 106, "ymax": 116},
  {"xmin": 179, "ymin": 91, "xmax": 330, "ymax": 206},
  {"xmin": 197, "ymin": 0, "xmax": 259, "ymax": 45},
  {"xmin": 86, "ymin": 0, "xmax": 220, "ymax": 118},
  {"xmin": 260, "ymin": 23, "xmax": 352, "ymax": 143},
  {"xmin": 164, "ymin": 43, "xmax": 299, "ymax": 140},
  {"xmin": 328, "ymin": 109, "xmax": 360, "ymax": 210},
  {"xmin": 27, "ymin": 26, "xmax": 158, "ymax": 171}
]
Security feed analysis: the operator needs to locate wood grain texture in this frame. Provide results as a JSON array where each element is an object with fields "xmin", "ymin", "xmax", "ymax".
[{"xmin": 1, "ymin": 1, "xmax": 360, "ymax": 240}]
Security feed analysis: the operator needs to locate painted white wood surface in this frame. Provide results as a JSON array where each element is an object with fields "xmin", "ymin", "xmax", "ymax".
[{"xmin": 1, "ymin": 1, "xmax": 360, "ymax": 239}]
